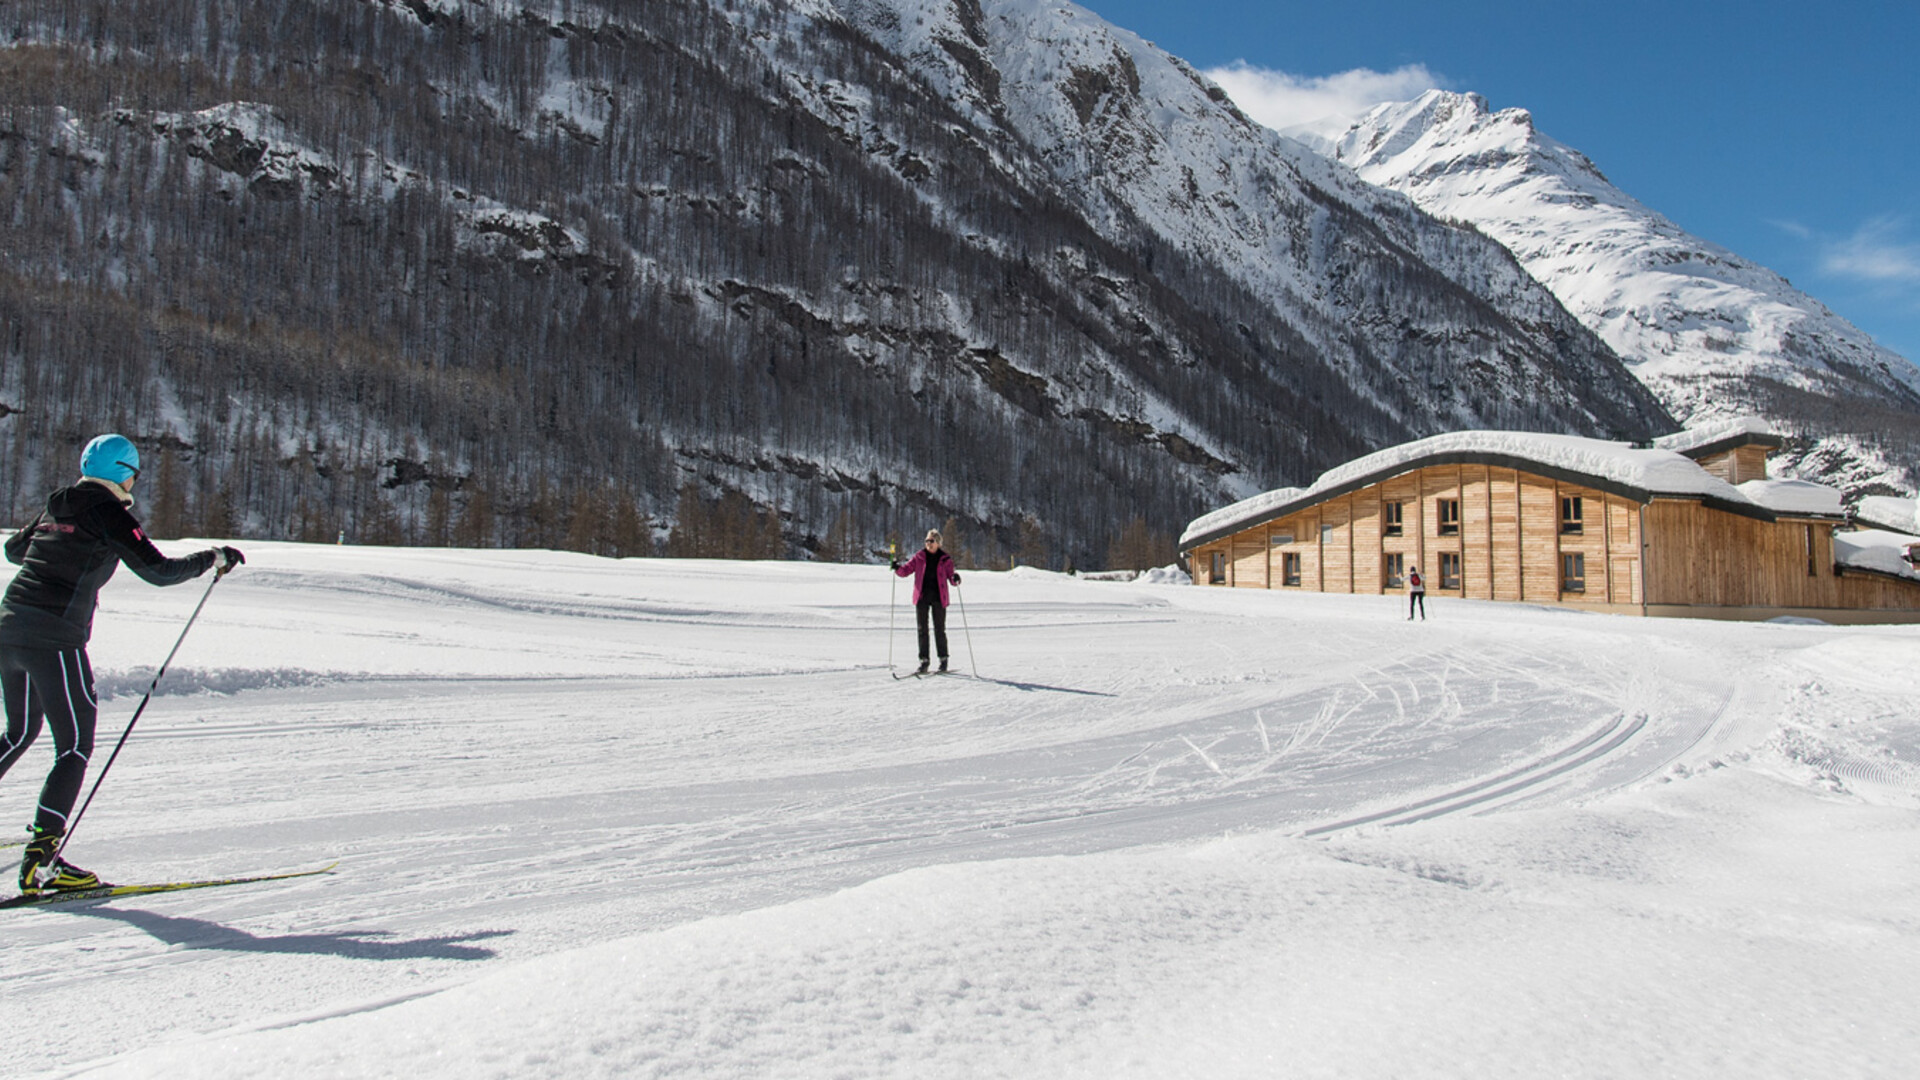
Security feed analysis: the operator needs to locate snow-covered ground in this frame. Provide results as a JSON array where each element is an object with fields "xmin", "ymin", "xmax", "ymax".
[{"xmin": 6, "ymin": 543, "xmax": 1920, "ymax": 1078}]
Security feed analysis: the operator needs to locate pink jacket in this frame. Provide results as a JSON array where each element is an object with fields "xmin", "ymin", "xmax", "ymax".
[{"xmin": 894, "ymin": 548, "xmax": 958, "ymax": 606}]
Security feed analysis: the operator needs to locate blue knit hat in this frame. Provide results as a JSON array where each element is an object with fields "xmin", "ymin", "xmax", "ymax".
[{"xmin": 80, "ymin": 434, "xmax": 140, "ymax": 485}]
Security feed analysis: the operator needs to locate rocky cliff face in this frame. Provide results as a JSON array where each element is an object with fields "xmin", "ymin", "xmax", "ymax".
[
  {"xmin": 0, "ymin": 0, "xmax": 1670, "ymax": 564},
  {"xmin": 1287, "ymin": 89, "xmax": 1920, "ymax": 498}
]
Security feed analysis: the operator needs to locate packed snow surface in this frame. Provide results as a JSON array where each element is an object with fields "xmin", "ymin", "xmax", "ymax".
[{"xmin": 6, "ymin": 543, "xmax": 1920, "ymax": 1079}]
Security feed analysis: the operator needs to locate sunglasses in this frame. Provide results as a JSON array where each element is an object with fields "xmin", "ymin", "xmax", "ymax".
[{"xmin": 117, "ymin": 461, "xmax": 142, "ymax": 484}]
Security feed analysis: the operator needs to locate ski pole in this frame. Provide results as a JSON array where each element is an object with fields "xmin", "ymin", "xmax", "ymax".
[
  {"xmin": 887, "ymin": 542, "xmax": 898, "ymax": 673},
  {"xmin": 955, "ymin": 580, "xmax": 978, "ymax": 678},
  {"xmin": 51, "ymin": 566, "xmax": 225, "ymax": 866}
]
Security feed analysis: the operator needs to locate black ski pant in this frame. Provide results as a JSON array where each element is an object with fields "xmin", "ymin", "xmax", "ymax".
[
  {"xmin": 1408, "ymin": 591, "xmax": 1426, "ymax": 619},
  {"xmin": 0, "ymin": 645, "xmax": 97, "ymax": 836},
  {"xmin": 915, "ymin": 598, "xmax": 950, "ymax": 662}
]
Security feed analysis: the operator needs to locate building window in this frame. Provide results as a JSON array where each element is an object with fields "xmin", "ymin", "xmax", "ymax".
[
  {"xmin": 1383, "ymin": 501, "xmax": 1404, "ymax": 537},
  {"xmin": 1562, "ymin": 552, "xmax": 1586, "ymax": 593},
  {"xmin": 1560, "ymin": 496, "xmax": 1584, "ymax": 535},
  {"xmin": 1384, "ymin": 552, "xmax": 1405, "ymax": 589},
  {"xmin": 1209, "ymin": 551, "xmax": 1226, "ymax": 585},
  {"xmin": 1320, "ymin": 523, "xmax": 1335, "ymax": 544},
  {"xmin": 1806, "ymin": 525, "xmax": 1817, "ymax": 577},
  {"xmin": 1269, "ymin": 533, "xmax": 1293, "ymax": 546},
  {"xmin": 1282, "ymin": 552, "xmax": 1302, "ymax": 587},
  {"xmin": 1437, "ymin": 498, "xmax": 1461, "ymax": 536},
  {"xmin": 1438, "ymin": 551, "xmax": 1462, "ymax": 590}
]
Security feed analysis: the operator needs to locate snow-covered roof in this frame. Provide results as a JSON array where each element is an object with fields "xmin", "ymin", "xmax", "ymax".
[
  {"xmin": 1181, "ymin": 429, "xmax": 1770, "ymax": 549},
  {"xmin": 1736, "ymin": 478, "xmax": 1845, "ymax": 518},
  {"xmin": 1651, "ymin": 416, "xmax": 1783, "ymax": 458},
  {"xmin": 1834, "ymin": 529, "xmax": 1920, "ymax": 583},
  {"xmin": 1855, "ymin": 495, "xmax": 1920, "ymax": 534}
]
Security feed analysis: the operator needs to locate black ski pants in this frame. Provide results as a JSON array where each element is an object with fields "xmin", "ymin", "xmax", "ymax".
[
  {"xmin": 1408, "ymin": 591, "xmax": 1426, "ymax": 619},
  {"xmin": 915, "ymin": 598, "xmax": 950, "ymax": 662},
  {"xmin": 0, "ymin": 646, "xmax": 97, "ymax": 836}
]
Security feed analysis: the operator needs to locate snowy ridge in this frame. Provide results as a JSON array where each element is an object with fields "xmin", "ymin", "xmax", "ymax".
[
  {"xmin": 823, "ymin": 0, "xmax": 1667, "ymax": 437},
  {"xmin": 1285, "ymin": 90, "xmax": 1920, "ymax": 493}
]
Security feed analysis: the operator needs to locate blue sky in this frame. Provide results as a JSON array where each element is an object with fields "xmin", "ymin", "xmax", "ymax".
[{"xmin": 1078, "ymin": 0, "xmax": 1920, "ymax": 366}]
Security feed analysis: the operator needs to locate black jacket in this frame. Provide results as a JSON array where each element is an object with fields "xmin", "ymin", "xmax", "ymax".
[{"xmin": 1, "ymin": 481, "xmax": 213, "ymax": 648}]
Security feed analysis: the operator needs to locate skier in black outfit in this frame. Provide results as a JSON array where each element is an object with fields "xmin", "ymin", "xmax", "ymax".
[
  {"xmin": 0, "ymin": 434, "xmax": 244, "ymax": 894},
  {"xmin": 892, "ymin": 529, "xmax": 961, "ymax": 673}
]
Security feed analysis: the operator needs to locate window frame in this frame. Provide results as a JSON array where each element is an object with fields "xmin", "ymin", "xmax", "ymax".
[
  {"xmin": 1382, "ymin": 501, "xmax": 1404, "ymax": 537},
  {"xmin": 1281, "ymin": 552, "xmax": 1303, "ymax": 587},
  {"xmin": 1438, "ymin": 551, "xmax": 1462, "ymax": 590},
  {"xmin": 1561, "ymin": 551, "xmax": 1586, "ymax": 593},
  {"xmin": 1209, "ymin": 551, "xmax": 1226, "ymax": 585},
  {"xmin": 1560, "ymin": 495, "xmax": 1584, "ymax": 535},
  {"xmin": 1436, "ymin": 498, "xmax": 1461, "ymax": 536},
  {"xmin": 1383, "ymin": 552, "xmax": 1405, "ymax": 589}
]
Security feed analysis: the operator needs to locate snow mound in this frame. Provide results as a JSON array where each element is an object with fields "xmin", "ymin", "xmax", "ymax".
[
  {"xmin": 1833, "ymin": 529, "xmax": 1920, "ymax": 581},
  {"xmin": 1736, "ymin": 479, "xmax": 1844, "ymax": 517},
  {"xmin": 1855, "ymin": 495, "xmax": 1920, "ymax": 533}
]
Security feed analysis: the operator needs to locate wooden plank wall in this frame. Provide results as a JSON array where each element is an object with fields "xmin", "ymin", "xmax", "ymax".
[
  {"xmin": 1189, "ymin": 467, "xmax": 1920, "ymax": 616},
  {"xmin": 1197, "ymin": 464, "xmax": 1647, "ymax": 607},
  {"xmin": 1352, "ymin": 491, "xmax": 1382, "ymax": 595},
  {"xmin": 1697, "ymin": 447, "xmax": 1772, "ymax": 486},
  {"xmin": 1489, "ymin": 469, "xmax": 1521, "ymax": 601}
]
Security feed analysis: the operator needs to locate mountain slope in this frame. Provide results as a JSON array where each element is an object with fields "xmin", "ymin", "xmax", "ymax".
[
  {"xmin": 0, "ymin": 1, "xmax": 1670, "ymax": 565},
  {"xmin": 1286, "ymin": 89, "xmax": 1920, "ymax": 496},
  {"xmin": 830, "ymin": 0, "xmax": 1668, "ymax": 441}
]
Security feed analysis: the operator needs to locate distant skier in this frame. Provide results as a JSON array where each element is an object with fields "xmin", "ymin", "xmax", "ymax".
[
  {"xmin": 0, "ymin": 435, "xmax": 244, "ymax": 894},
  {"xmin": 1407, "ymin": 565, "xmax": 1426, "ymax": 621},
  {"xmin": 892, "ymin": 529, "xmax": 961, "ymax": 673}
]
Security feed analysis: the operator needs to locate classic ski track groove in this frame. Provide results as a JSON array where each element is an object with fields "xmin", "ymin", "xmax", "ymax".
[{"xmin": 1301, "ymin": 713, "xmax": 1647, "ymax": 836}]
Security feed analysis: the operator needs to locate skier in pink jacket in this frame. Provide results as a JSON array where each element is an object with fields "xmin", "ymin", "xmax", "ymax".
[{"xmin": 892, "ymin": 529, "xmax": 961, "ymax": 673}]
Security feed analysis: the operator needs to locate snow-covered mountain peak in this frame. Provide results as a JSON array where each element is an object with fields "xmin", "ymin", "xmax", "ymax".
[
  {"xmin": 1281, "ymin": 85, "xmax": 1920, "ymax": 494},
  {"xmin": 821, "ymin": 0, "xmax": 1667, "ymax": 447}
]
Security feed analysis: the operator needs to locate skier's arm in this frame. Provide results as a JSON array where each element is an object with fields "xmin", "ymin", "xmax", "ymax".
[
  {"xmin": 894, "ymin": 551, "xmax": 922, "ymax": 578},
  {"xmin": 95, "ymin": 504, "xmax": 216, "ymax": 586},
  {"xmin": 4, "ymin": 515, "xmax": 43, "ymax": 565}
]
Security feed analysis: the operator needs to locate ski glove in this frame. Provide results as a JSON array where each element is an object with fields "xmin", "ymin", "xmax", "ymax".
[
  {"xmin": 951, "ymin": 573, "xmax": 961, "ymax": 585},
  {"xmin": 210, "ymin": 546, "xmax": 246, "ymax": 574},
  {"xmin": 890, "ymin": 560, "xmax": 900, "ymax": 571}
]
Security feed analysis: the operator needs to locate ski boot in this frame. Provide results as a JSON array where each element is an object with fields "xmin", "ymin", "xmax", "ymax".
[
  {"xmin": 19, "ymin": 828, "xmax": 100, "ymax": 895},
  {"xmin": 916, "ymin": 659, "xmax": 929, "ymax": 675},
  {"xmin": 938, "ymin": 658, "xmax": 949, "ymax": 673}
]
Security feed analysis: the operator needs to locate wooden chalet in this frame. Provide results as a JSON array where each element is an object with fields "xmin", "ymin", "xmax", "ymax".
[{"xmin": 1179, "ymin": 421, "xmax": 1920, "ymax": 623}]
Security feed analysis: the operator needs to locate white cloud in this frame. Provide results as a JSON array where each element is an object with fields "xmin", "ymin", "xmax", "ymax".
[
  {"xmin": 1200, "ymin": 62, "xmax": 1444, "ymax": 133},
  {"xmin": 1820, "ymin": 216, "xmax": 1920, "ymax": 283}
]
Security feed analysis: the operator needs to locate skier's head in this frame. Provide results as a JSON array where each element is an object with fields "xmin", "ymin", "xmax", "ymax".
[
  {"xmin": 80, "ymin": 434, "xmax": 141, "ymax": 499},
  {"xmin": 924, "ymin": 529, "xmax": 942, "ymax": 550}
]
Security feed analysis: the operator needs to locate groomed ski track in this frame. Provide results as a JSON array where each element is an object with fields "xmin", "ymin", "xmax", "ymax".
[{"xmin": 2, "ymin": 547, "xmax": 1767, "ymax": 1074}]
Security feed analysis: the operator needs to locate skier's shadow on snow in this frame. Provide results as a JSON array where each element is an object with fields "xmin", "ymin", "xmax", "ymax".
[
  {"xmin": 966, "ymin": 676, "xmax": 1114, "ymax": 696},
  {"xmin": 64, "ymin": 906, "xmax": 510, "ymax": 961}
]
